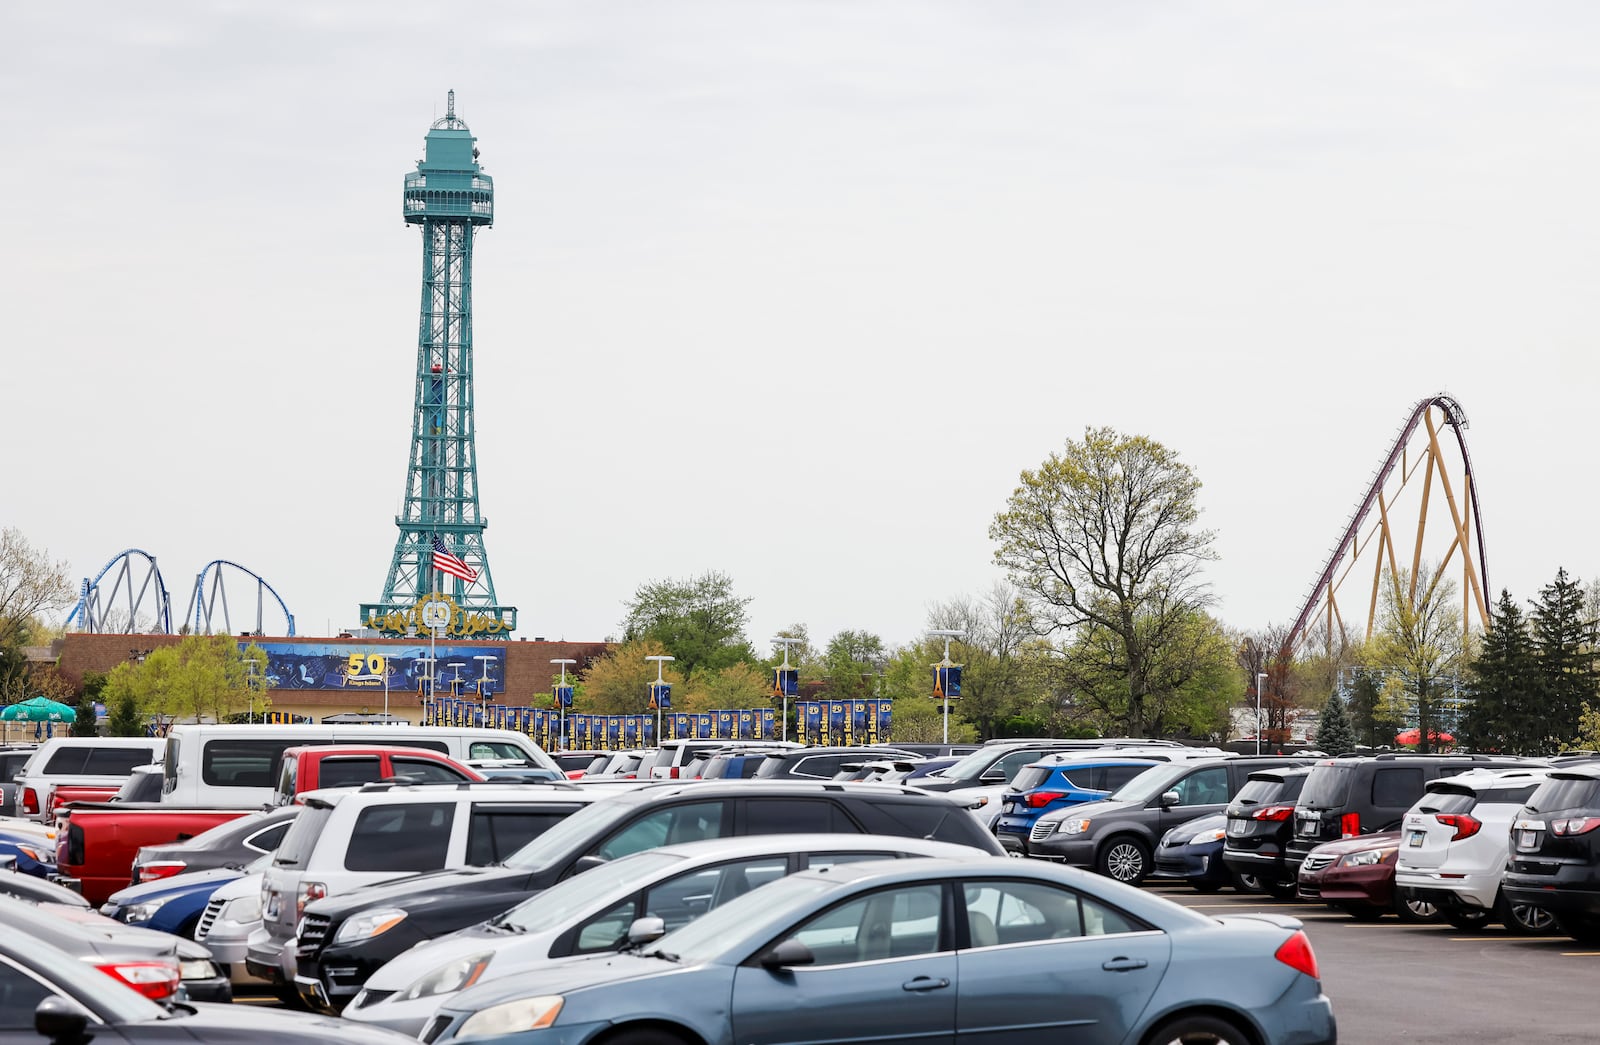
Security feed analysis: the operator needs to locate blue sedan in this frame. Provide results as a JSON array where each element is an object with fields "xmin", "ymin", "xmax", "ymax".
[
  {"xmin": 0, "ymin": 828, "xmax": 57, "ymax": 877},
  {"xmin": 101, "ymin": 865, "xmax": 245, "ymax": 937},
  {"xmin": 427, "ymin": 857, "xmax": 1335, "ymax": 1045}
]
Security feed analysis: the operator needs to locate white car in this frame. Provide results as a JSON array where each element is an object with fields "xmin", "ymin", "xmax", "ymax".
[
  {"xmin": 192, "ymin": 854, "xmax": 271, "ymax": 983},
  {"xmin": 1394, "ymin": 767, "xmax": 1554, "ymax": 933},
  {"xmin": 341, "ymin": 834, "xmax": 986, "ymax": 1036}
]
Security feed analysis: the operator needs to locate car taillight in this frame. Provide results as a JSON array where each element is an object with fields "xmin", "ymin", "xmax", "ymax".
[
  {"xmin": 1027, "ymin": 791, "xmax": 1066, "ymax": 808},
  {"xmin": 1552, "ymin": 817, "xmax": 1600, "ymax": 836},
  {"xmin": 95, "ymin": 960, "xmax": 180, "ymax": 1000},
  {"xmin": 1274, "ymin": 930, "xmax": 1319, "ymax": 980},
  {"xmin": 138, "ymin": 861, "xmax": 188, "ymax": 882},
  {"xmin": 1434, "ymin": 814, "xmax": 1482, "ymax": 841},
  {"xmin": 1340, "ymin": 812, "xmax": 1362, "ymax": 838},
  {"xmin": 1252, "ymin": 804, "xmax": 1295, "ymax": 822},
  {"xmin": 669, "ymin": 767, "xmax": 680, "ymax": 779},
  {"xmin": 296, "ymin": 881, "xmax": 327, "ymax": 918},
  {"xmin": 21, "ymin": 787, "xmax": 37, "ymax": 815}
]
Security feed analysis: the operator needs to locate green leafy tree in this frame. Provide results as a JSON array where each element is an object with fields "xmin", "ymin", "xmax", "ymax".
[
  {"xmin": 925, "ymin": 584, "xmax": 1046, "ymax": 741},
  {"xmin": 991, "ymin": 427, "xmax": 1217, "ymax": 736},
  {"xmin": 880, "ymin": 645, "xmax": 978, "ymax": 744},
  {"xmin": 1315, "ymin": 692, "xmax": 1357, "ymax": 755},
  {"xmin": 682, "ymin": 662, "xmax": 773, "ymax": 713},
  {"xmin": 1053, "ymin": 609, "xmax": 1234, "ymax": 739},
  {"xmin": 819, "ymin": 630, "xmax": 888, "ymax": 702},
  {"xmin": 71, "ymin": 671, "xmax": 109, "ymax": 738},
  {"xmin": 1460, "ymin": 590, "xmax": 1542, "ymax": 753},
  {"xmin": 578, "ymin": 639, "xmax": 684, "ymax": 715},
  {"xmin": 621, "ymin": 572, "xmax": 755, "ymax": 678},
  {"xmin": 1529, "ymin": 568, "xmax": 1597, "ymax": 752},
  {"xmin": 1343, "ymin": 666, "xmax": 1400, "ymax": 749},
  {"xmin": 1370, "ymin": 565, "xmax": 1463, "ymax": 753}
]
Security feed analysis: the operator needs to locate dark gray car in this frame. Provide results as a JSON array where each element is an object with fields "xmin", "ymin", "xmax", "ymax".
[{"xmin": 131, "ymin": 806, "xmax": 299, "ymax": 882}]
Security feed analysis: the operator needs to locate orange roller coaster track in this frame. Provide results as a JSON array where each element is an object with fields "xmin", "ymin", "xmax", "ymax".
[{"xmin": 1286, "ymin": 393, "xmax": 1490, "ymax": 654}]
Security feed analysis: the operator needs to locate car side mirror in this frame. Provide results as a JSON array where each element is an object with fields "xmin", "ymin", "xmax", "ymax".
[
  {"xmin": 627, "ymin": 916, "xmax": 666, "ymax": 946},
  {"xmin": 1159, "ymin": 790, "xmax": 1181, "ymax": 808},
  {"xmin": 758, "ymin": 938, "xmax": 816, "ymax": 969},
  {"xmin": 573, "ymin": 854, "xmax": 609, "ymax": 875},
  {"xmin": 35, "ymin": 996, "xmax": 92, "ymax": 1045}
]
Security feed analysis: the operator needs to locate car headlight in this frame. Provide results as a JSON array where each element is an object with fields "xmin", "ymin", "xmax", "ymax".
[
  {"xmin": 122, "ymin": 900, "xmax": 166, "ymax": 924},
  {"xmin": 1060, "ymin": 818, "xmax": 1093, "ymax": 835},
  {"xmin": 12, "ymin": 844, "xmax": 45, "ymax": 863},
  {"xmin": 179, "ymin": 959, "xmax": 217, "ymax": 980},
  {"xmin": 1191, "ymin": 828, "xmax": 1226, "ymax": 844},
  {"xmin": 399, "ymin": 953, "xmax": 494, "ymax": 1001},
  {"xmin": 220, "ymin": 895, "xmax": 262, "ymax": 923},
  {"xmin": 333, "ymin": 908, "xmax": 409, "ymax": 944},
  {"xmin": 1340, "ymin": 848, "xmax": 1396, "ymax": 867},
  {"xmin": 456, "ymin": 995, "xmax": 564, "ymax": 1039}
]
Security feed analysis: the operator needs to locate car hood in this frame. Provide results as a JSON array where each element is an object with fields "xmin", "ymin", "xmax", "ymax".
[
  {"xmin": 142, "ymin": 1001, "xmax": 422, "ymax": 1043},
  {"xmin": 108, "ymin": 866, "xmax": 243, "ymax": 905},
  {"xmin": 209, "ymin": 871, "xmax": 264, "ymax": 903},
  {"xmin": 1164, "ymin": 813, "xmax": 1228, "ymax": 845},
  {"xmin": 365, "ymin": 921, "xmax": 531, "ymax": 991},
  {"xmin": 443, "ymin": 951, "xmax": 697, "ymax": 1015},
  {"xmin": 1039, "ymin": 796, "xmax": 1140, "ymax": 822},
  {"xmin": 1306, "ymin": 830, "xmax": 1402, "ymax": 858},
  {"xmin": 309, "ymin": 865, "xmax": 527, "ymax": 919}
]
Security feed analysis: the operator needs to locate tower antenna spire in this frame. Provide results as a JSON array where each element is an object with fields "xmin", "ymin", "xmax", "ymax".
[{"xmin": 446, "ymin": 89, "xmax": 455, "ymax": 121}]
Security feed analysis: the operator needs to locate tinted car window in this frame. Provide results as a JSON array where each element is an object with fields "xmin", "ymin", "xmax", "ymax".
[
  {"xmin": 0, "ymin": 754, "xmax": 31, "ymax": 783},
  {"xmin": 1371, "ymin": 768, "xmax": 1424, "ymax": 807},
  {"xmin": 595, "ymin": 801, "xmax": 726, "ymax": 860},
  {"xmin": 1103, "ymin": 765, "xmax": 1151, "ymax": 791},
  {"xmin": 1525, "ymin": 777, "xmax": 1600, "ymax": 813},
  {"xmin": 248, "ymin": 822, "xmax": 291, "ymax": 853},
  {"xmin": 1171, "ymin": 766, "xmax": 1229, "ymax": 805},
  {"xmin": 744, "ymin": 798, "xmax": 853, "ymax": 834},
  {"xmin": 991, "ymin": 750, "xmax": 1049, "ymax": 782},
  {"xmin": 1299, "ymin": 766, "xmax": 1353, "ymax": 807},
  {"xmin": 392, "ymin": 756, "xmax": 471, "ymax": 783},
  {"xmin": 84, "ymin": 747, "xmax": 158, "ymax": 776},
  {"xmin": 345, "ymin": 801, "xmax": 453, "ymax": 872},
  {"xmin": 203, "ymin": 739, "xmax": 308, "ymax": 788},
  {"xmin": 1416, "ymin": 791, "xmax": 1476, "ymax": 815},
  {"xmin": 1484, "ymin": 785, "xmax": 1539, "ymax": 805},
  {"xmin": 0, "ymin": 957, "xmax": 54, "ymax": 1029},
  {"xmin": 791, "ymin": 755, "xmax": 852, "ymax": 778},
  {"xmin": 1010, "ymin": 765, "xmax": 1053, "ymax": 792},
  {"xmin": 275, "ymin": 805, "xmax": 336, "ymax": 867},
  {"xmin": 466, "ymin": 807, "xmax": 575, "ymax": 864},
  {"xmin": 317, "ymin": 757, "xmax": 384, "ymax": 789}
]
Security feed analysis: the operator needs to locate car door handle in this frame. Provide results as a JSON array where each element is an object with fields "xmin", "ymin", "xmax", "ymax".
[
  {"xmin": 1102, "ymin": 957, "xmax": 1148, "ymax": 972},
  {"xmin": 903, "ymin": 976, "xmax": 951, "ymax": 992}
]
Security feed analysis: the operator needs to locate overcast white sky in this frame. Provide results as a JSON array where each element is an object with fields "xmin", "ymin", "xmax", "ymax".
[{"xmin": 7, "ymin": 2, "xmax": 1599, "ymax": 653}]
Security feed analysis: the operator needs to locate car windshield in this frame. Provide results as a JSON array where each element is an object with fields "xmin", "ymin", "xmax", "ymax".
[
  {"xmin": 938, "ymin": 748, "xmax": 1006, "ymax": 782},
  {"xmin": 495, "ymin": 851, "xmax": 683, "ymax": 933},
  {"xmin": 501, "ymin": 799, "xmax": 636, "ymax": 871},
  {"xmin": 640, "ymin": 873, "xmax": 837, "ymax": 964},
  {"xmin": 1106, "ymin": 763, "xmax": 1189, "ymax": 804}
]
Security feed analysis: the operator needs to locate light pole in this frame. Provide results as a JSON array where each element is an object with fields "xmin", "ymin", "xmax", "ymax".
[
  {"xmin": 1256, "ymin": 671, "xmax": 1267, "ymax": 756},
  {"xmin": 645, "ymin": 655, "xmax": 674, "ymax": 744},
  {"xmin": 244, "ymin": 658, "xmax": 261, "ymax": 724},
  {"xmin": 474, "ymin": 655, "xmax": 495, "ymax": 725},
  {"xmin": 417, "ymin": 656, "xmax": 437, "ymax": 722},
  {"xmin": 928, "ymin": 630, "xmax": 965, "ymax": 745},
  {"xmin": 447, "ymin": 662, "xmax": 467, "ymax": 722},
  {"xmin": 551, "ymin": 659, "xmax": 576, "ymax": 750},
  {"xmin": 771, "ymin": 635, "xmax": 800, "ymax": 742}
]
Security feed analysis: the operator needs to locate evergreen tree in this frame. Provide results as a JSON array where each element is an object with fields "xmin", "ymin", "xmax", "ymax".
[
  {"xmin": 1314, "ymin": 692, "xmax": 1357, "ymax": 755},
  {"xmin": 1345, "ymin": 668, "xmax": 1389, "ymax": 748},
  {"xmin": 70, "ymin": 670, "xmax": 108, "ymax": 738},
  {"xmin": 1529, "ymin": 568, "xmax": 1598, "ymax": 753},
  {"xmin": 106, "ymin": 692, "xmax": 145, "ymax": 737},
  {"xmin": 1461, "ymin": 590, "xmax": 1541, "ymax": 753}
]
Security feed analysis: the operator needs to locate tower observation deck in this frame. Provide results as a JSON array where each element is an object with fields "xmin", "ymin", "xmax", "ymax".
[{"xmin": 362, "ymin": 92, "xmax": 516, "ymax": 638}]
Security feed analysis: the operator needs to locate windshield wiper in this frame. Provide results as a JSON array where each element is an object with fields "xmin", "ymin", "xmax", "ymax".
[{"xmin": 644, "ymin": 950, "xmax": 679, "ymax": 962}]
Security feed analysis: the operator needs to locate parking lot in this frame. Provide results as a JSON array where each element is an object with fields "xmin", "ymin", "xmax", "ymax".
[{"xmin": 1151, "ymin": 881, "xmax": 1595, "ymax": 1044}]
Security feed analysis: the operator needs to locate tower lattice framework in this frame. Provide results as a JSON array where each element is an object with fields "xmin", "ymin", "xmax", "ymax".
[{"xmin": 362, "ymin": 92, "xmax": 516, "ymax": 634}]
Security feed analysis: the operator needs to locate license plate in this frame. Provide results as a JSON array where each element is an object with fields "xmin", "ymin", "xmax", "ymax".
[
  {"xmin": 1519, "ymin": 830, "xmax": 1539, "ymax": 848},
  {"xmin": 1408, "ymin": 831, "xmax": 1425, "ymax": 847},
  {"xmin": 1226, "ymin": 821, "xmax": 1247, "ymax": 837},
  {"xmin": 1002, "ymin": 803, "xmax": 1016, "ymax": 814}
]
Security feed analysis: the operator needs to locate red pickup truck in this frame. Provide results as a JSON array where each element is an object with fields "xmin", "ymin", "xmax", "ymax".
[{"xmin": 269, "ymin": 745, "xmax": 483, "ymax": 805}]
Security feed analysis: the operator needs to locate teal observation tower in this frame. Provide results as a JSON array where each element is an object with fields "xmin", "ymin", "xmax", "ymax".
[{"xmin": 362, "ymin": 92, "xmax": 516, "ymax": 638}]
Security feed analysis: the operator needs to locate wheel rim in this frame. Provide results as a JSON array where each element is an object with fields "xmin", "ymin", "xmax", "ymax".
[
  {"xmin": 1238, "ymin": 873, "xmax": 1262, "ymax": 891},
  {"xmin": 1106, "ymin": 844, "xmax": 1143, "ymax": 881},
  {"xmin": 1511, "ymin": 903, "xmax": 1555, "ymax": 932},
  {"xmin": 1156, "ymin": 1029, "xmax": 1241, "ymax": 1045},
  {"xmin": 1406, "ymin": 899, "xmax": 1438, "ymax": 919}
]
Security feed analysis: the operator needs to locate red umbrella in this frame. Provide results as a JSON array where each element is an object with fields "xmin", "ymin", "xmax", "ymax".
[{"xmin": 1395, "ymin": 728, "xmax": 1454, "ymax": 745}]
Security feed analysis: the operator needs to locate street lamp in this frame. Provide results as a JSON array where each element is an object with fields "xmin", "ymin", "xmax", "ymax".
[
  {"xmin": 474, "ymin": 655, "xmax": 496, "ymax": 725},
  {"xmin": 1256, "ymin": 672, "xmax": 1267, "ymax": 756},
  {"xmin": 417, "ymin": 656, "xmax": 437, "ymax": 720},
  {"xmin": 928, "ymin": 630, "xmax": 965, "ymax": 745},
  {"xmin": 551, "ymin": 659, "xmax": 576, "ymax": 750},
  {"xmin": 771, "ymin": 636, "xmax": 801, "ymax": 742},
  {"xmin": 645, "ymin": 655, "xmax": 674, "ymax": 744},
  {"xmin": 244, "ymin": 658, "xmax": 261, "ymax": 724}
]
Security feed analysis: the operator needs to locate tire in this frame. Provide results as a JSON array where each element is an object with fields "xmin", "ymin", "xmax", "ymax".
[
  {"xmin": 1145, "ymin": 1012, "xmax": 1253, "ymax": 1045},
  {"xmin": 1444, "ymin": 908, "xmax": 1493, "ymax": 930},
  {"xmin": 1096, "ymin": 837, "xmax": 1150, "ymax": 885},
  {"xmin": 1496, "ymin": 893, "xmax": 1556, "ymax": 936},
  {"xmin": 1394, "ymin": 892, "xmax": 1441, "ymax": 924},
  {"xmin": 272, "ymin": 984, "xmax": 309, "ymax": 1011},
  {"xmin": 597, "ymin": 1030, "xmax": 689, "ymax": 1045},
  {"xmin": 1190, "ymin": 879, "xmax": 1224, "ymax": 894},
  {"xmin": 1554, "ymin": 912, "xmax": 1600, "ymax": 944},
  {"xmin": 1262, "ymin": 878, "xmax": 1299, "ymax": 900},
  {"xmin": 1229, "ymin": 870, "xmax": 1263, "ymax": 894},
  {"xmin": 1338, "ymin": 903, "xmax": 1385, "ymax": 922}
]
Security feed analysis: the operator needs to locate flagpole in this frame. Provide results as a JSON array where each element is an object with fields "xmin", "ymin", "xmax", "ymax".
[{"xmin": 429, "ymin": 535, "xmax": 437, "ymax": 717}]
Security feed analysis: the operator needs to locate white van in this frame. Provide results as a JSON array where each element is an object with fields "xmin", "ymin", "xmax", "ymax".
[
  {"xmin": 160, "ymin": 724, "xmax": 558, "ymax": 808},
  {"xmin": 15, "ymin": 737, "xmax": 167, "ymax": 822}
]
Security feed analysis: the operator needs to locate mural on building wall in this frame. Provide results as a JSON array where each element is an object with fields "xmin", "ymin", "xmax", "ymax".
[{"xmin": 249, "ymin": 640, "xmax": 505, "ymax": 695}]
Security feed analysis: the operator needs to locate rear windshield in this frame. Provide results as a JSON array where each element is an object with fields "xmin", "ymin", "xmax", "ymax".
[
  {"xmin": 1010, "ymin": 765, "xmax": 1053, "ymax": 792},
  {"xmin": 41, "ymin": 745, "xmax": 157, "ymax": 776},
  {"xmin": 274, "ymin": 804, "xmax": 337, "ymax": 867},
  {"xmin": 1298, "ymin": 766, "xmax": 1354, "ymax": 808},
  {"xmin": 1415, "ymin": 791, "xmax": 1476, "ymax": 815},
  {"xmin": 1525, "ymin": 777, "xmax": 1600, "ymax": 814},
  {"xmin": 1234, "ymin": 774, "xmax": 1304, "ymax": 806},
  {"xmin": 0, "ymin": 753, "xmax": 32, "ymax": 783}
]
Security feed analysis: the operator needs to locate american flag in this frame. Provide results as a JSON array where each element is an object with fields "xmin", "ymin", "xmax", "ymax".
[{"xmin": 431, "ymin": 535, "xmax": 479, "ymax": 583}]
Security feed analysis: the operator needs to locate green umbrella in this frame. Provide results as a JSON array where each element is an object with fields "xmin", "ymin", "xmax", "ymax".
[{"xmin": 0, "ymin": 696, "xmax": 77, "ymax": 723}]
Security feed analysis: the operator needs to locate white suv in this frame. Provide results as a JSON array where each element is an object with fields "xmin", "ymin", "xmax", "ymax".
[
  {"xmin": 1394, "ymin": 767, "xmax": 1554, "ymax": 933},
  {"xmin": 246, "ymin": 782, "xmax": 601, "ymax": 992}
]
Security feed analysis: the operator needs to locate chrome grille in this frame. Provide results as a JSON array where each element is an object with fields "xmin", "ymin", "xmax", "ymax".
[
  {"xmin": 1301, "ymin": 854, "xmax": 1335, "ymax": 873},
  {"xmin": 1029, "ymin": 821, "xmax": 1055, "ymax": 842},
  {"xmin": 297, "ymin": 913, "xmax": 332, "ymax": 956},
  {"xmin": 195, "ymin": 898, "xmax": 225, "ymax": 942}
]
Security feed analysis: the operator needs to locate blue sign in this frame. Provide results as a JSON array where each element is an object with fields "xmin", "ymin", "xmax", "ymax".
[{"xmin": 246, "ymin": 640, "xmax": 504, "ymax": 695}]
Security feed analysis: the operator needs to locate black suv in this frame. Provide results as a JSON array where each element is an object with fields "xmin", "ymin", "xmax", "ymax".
[
  {"xmin": 751, "ymin": 746, "xmax": 918, "ymax": 780},
  {"xmin": 1028, "ymin": 756, "xmax": 1314, "ymax": 883},
  {"xmin": 294, "ymin": 779, "xmax": 1003, "ymax": 1011},
  {"xmin": 1284, "ymin": 753, "xmax": 1540, "ymax": 879},
  {"xmin": 1220, "ymin": 766, "xmax": 1311, "ymax": 898},
  {"xmin": 1502, "ymin": 763, "xmax": 1600, "ymax": 942}
]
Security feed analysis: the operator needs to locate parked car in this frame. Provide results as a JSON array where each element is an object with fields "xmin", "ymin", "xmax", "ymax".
[
  {"xmin": 1152, "ymin": 813, "xmax": 1233, "ymax": 891},
  {"xmin": 100, "ymin": 865, "xmax": 245, "ymax": 938},
  {"xmin": 272, "ymin": 745, "xmax": 484, "ymax": 805},
  {"xmin": 0, "ymin": 930, "xmax": 419, "ymax": 1045},
  {"xmin": 1502, "ymin": 762, "xmax": 1600, "ymax": 942},
  {"xmin": 342, "ymin": 834, "xmax": 987, "ymax": 1034},
  {"xmin": 1394, "ymin": 767, "xmax": 1554, "ymax": 932},
  {"xmin": 1284, "ymin": 753, "xmax": 1542, "ymax": 881},
  {"xmin": 649, "ymin": 740, "xmax": 799, "ymax": 780},
  {"xmin": 581, "ymin": 749, "xmax": 654, "ymax": 779},
  {"xmin": 131, "ymin": 804, "xmax": 299, "ymax": 885},
  {"xmin": 695, "ymin": 746, "xmax": 794, "ymax": 780},
  {"xmin": 1220, "ymin": 766, "xmax": 1312, "ymax": 897},
  {"xmin": 193, "ymin": 855, "xmax": 273, "ymax": 982},
  {"xmin": 1295, "ymin": 830, "xmax": 1440, "ymax": 922},
  {"xmin": 903, "ymin": 755, "xmax": 962, "ymax": 780},
  {"xmin": 833, "ymin": 758, "xmax": 929, "ymax": 784},
  {"xmin": 991, "ymin": 757, "xmax": 1162, "ymax": 854},
  {"xmin": 752, "ymin": 745, "xmax": 918, "ymax": 781},
  {"xmin": 422, "ymin": 856, "xmax": 1335, "ymax": 1045},
  {"xmin": 15, "ymin": 737, "xmax": 165, "ymax": 822},
  {"xmin": 293, "ymin": 779, "xmax": 1007, "ymax": 1014},
  {"xmin": 55, "ymin": 804, "xmax": 254, "ymax": 905},
  {"xmin": 550, "ymin": 750, "xmax": 606, "ymax": 779},
  {"xmin": 0, "ymin": 865, "xmax": 91, "ymax": 907},
  {"xmin": 0, "ymin": 823, "xmax": 57, "ymax": 878},
  {"xmin": 0, "ymin": 744, "xmax": 35, "ymax": 819},
  {"xmin": 909, "ymin": 740, "xmax": 1123, "ymax": 794},
  {"xmin": 1029, "ymin": 756, "xmax": 1315, "ymax": 883}
]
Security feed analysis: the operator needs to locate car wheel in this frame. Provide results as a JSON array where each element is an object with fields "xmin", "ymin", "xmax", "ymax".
[
  {"xmin": 1229, "ymin": 870, "xmax": 1263, "ymax": 893},
  {"xmin": 1444, "ymin": 908, "xmax": 1493, "ymax": 930},
  {"xmin": 1338, "ymin": 903, "xmax": 1385, "ymax": 922},
  {"xmin": 1496, "ymin": 893, "xmax": 1556, "ymax": 936},
  {"xmin": 1263, "ymin": 878, "xmax": 1299, "ymax": 900},
  {"xmin": 1394, "ymin": 893, "xmax": 1441, "ymax": 923},
  {"xmin": 273, "ymin": 984, "xmax": 310, "ymax": 1011},
  {"xmin": 1190, "ymin": 879, "xmax": 1224, "ymax": 894},
  {"xmin": 1096, "ymin": 837, "xmax": 1150, "ymax": 885},
  {"xmin": 1145, "ymin": 1012, "xmax": 1253, "ymax": 1045},
  {"xmin": 597, "ymin": 1029, "xmax": 690, "ymax": 1045},
  {"xmin": 1554, "ymin": 912, "xmax": 1600, "ymax": 944}
]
